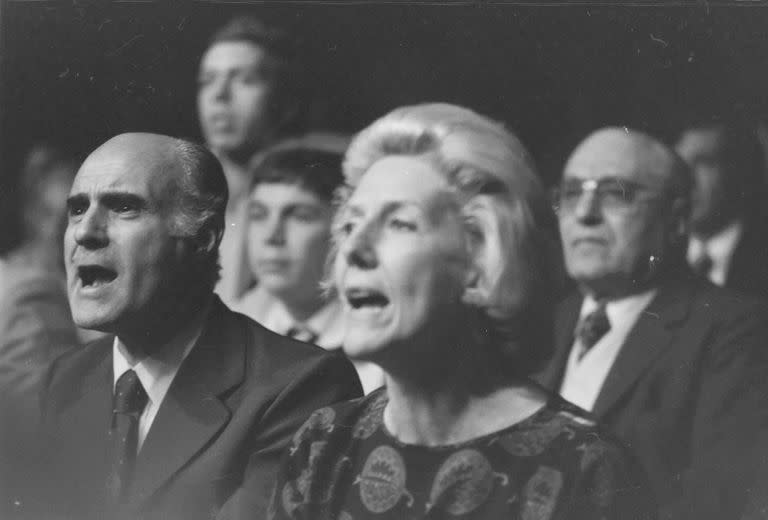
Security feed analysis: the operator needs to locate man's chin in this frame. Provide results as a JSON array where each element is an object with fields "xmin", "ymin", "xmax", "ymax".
[
  {"xmin": 209, "ymin": 138, "xmax": 258, "ymax": 163},
  {"xmin": 342, "ymin": 333, "xmax": 390, "ymax": 363},
  {"xmin": 72, "ymin": 314, "xmax": 118, "ymax": 334},
  {"xmin": 260, "ymin": 278, "xmax": 298, "ymax": 298},
  {"xmin": 567, "ymin": 264, "xmax": 610, "ymax": 283},
  {"xmin": 691, "ymin": 213, "xmax": 731, "ymax": 237}
]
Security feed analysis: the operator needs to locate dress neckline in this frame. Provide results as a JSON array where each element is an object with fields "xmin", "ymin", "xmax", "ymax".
[{"xmin": 374, "ymin": 390, "xmax": 555, "ymax": 451}]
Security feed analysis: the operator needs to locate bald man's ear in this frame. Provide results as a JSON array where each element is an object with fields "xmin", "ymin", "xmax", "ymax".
[
  {"xmin": 193, "ymin": 221, "xmax": 223, "ymax": 256},
  {"xmin": 669, "ymin": 196, "xmax": 690, "ymax": 243}
]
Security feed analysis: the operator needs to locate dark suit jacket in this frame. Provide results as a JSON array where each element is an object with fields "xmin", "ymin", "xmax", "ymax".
[
  {"xmin": 725, "ymin": 218, "xmax": 768, "ymax": 300},
  {"xmin": 537, "ymin": 275, "xmax": 768, "ymax": 520},
  {"xmin": 30, "ymin": 297, "xmax": 362, "ymax": 520}
]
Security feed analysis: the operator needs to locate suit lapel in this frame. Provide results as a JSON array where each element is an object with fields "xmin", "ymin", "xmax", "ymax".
[
  {"xmin": 536, "ymin": 292, "xmax": 582, "ymax": 390},
  {"xmin": 592, "ymin": 280, "xmax": 692, "ymax": 417},
  {"xmin": 49, "ymin": 340, "xmax": 114, "ymax": 500},
  {"xmin": 129, "ymin": 299, "xmax": 247, "ymax": 505}
]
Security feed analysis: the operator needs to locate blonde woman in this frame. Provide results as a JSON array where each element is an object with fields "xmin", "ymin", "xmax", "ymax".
[{"xmin": 268, "ymin": 104, "xmax": 655, "ymax": 520}]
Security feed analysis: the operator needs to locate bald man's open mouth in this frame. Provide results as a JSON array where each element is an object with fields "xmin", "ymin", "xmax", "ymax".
[{"xmin": 77, "ymin": 265, "xmax": 117, "ymax": 290}]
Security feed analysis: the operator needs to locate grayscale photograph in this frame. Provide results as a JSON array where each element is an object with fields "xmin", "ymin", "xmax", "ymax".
[{"xmin": 1, "ymin": 2, "xmax": 767, "ymax": 519}]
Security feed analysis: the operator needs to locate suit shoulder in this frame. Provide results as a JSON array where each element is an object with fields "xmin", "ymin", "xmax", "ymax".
[
  {"xmin": 237, "ymin": 309, "xmax": 343, "ymax": 364},
  {"xmin": 46, "ymin": 337, "xmax": 111, "ymax": 380},
  {"xmin": 689, "ymin": 280, "xmax": 768, "ymax": 319},
  {"xmin": 225, "ymin": 308, "xmax": 361, "ymax": 391},
  {"xmin": 555, "ymin": 290, "xmax": 583, "ymax": 314}
]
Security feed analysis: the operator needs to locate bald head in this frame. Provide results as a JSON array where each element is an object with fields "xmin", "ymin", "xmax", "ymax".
[
  {"xmin": 83, "ymin": 133, "xmax": 183, "ymax": 211},
  {"xmin": 558, "ymin": 127, "xmax": 691, "ymax": 298},
  {"xmin": 65, "ymin": 133, "xmax": 227, "ymax": 335},
  {"xmin": 90, "ymin": 132, "xmax": 178, "ymax": 162},
  {"xmin": 566, "ymin": 127, "xmax": 691, "ymax": 202},
  {"xmin": 83, "ymin": 133, "xmax": 228, "ymax": 238}
]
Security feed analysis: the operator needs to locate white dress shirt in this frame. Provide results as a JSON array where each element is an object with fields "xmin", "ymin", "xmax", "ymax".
[
  {"xmin": 687, "ymin": 220, "xmax": 743, "ymax": 287},
  {"xmin": 233, "ymin": 286, "xmax": 345, "ymax": 348},
  {"xmin": 233, "ymin": 286, "xmax": 384, "ymax": 394},
  {"xmin": 559, "ymin": 289, "xmax": 657, "ymax": 411},
  {"xmin": 112, "ymin": 316, "xmax": 206, "ymax": 451}
]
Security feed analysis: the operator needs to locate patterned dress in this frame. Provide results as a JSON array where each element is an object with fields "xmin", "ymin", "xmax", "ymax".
[{"xmin": 268, "ymin": 388, "xmax": 656, "ymax": 520}]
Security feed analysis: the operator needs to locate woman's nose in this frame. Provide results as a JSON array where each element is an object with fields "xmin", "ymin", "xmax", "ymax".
[{"xmin": 343, "ymin": 224, "xmax": 378, "ymax": 269}]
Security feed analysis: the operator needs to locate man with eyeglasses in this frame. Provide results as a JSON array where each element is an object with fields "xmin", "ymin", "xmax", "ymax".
[{"xmin": 538, "ymin": 127, "xmax": 768, "ymax": 520}]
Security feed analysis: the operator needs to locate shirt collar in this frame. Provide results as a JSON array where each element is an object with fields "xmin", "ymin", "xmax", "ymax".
[
  {"xmin": 259, "ymin": 290, "xmax": 344, "ymax": 348},
  {"xmin": 112, "ymin": 305, "xmax": 210, "ymax": 408},
  {"xmin": 581, "ymin": 288, "xmax": 658, "ymax": 325},
  {"xmin": 691, "ymin": 220, "xmax": 743, "ymax": 267}
]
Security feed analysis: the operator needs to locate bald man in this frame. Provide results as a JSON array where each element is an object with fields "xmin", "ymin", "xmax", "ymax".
[
  {"xmin": 28, "ymin": 134, "xmax": 361, "ymax": 520},
  {"xmin": 537, "ymin": 128, "xmax": 768, "ymax": 519}
]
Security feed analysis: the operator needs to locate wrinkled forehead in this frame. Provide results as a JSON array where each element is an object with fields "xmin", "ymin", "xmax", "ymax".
[
  {"xmin": 564, "ymin": 131, "xmax": 673, "ymax": 189},
  {"xmin": 72, "ymin": 141, "xmax": 180, "ymax": 203},
  {"xmin": 342, "ymin": 155, "xmax": 459, "ymax": 221},
  {"xmin": 351, "ymin": 155, "xmax": 452, "ymax": 199}
]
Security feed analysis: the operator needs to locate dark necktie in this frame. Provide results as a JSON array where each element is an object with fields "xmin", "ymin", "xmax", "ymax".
[
  {"xmin": 108, "ymin": 369, "xmax": 148, "ymax": 502},
  {"xmin": 692, "ymin": 252, "xmax": 714, "ymax": 279},
  {"xmin": 286, "ymin": 324, "xmax": 318, "ymax": 344},
  {"xmin": 575, "ymin": 302, "xmax": 611, "ymax": 360}
]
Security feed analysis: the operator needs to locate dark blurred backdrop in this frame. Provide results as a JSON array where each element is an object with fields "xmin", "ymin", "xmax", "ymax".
[{"xmin": 2, "ymin": 1, "xmax": 767, "ymax": 247}]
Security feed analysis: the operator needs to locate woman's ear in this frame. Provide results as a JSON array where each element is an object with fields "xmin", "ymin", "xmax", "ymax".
[
  {"xmin": 460, "ymin": 196, "xmax": 493, "ymax": 308},
  {"xmin": 461, "ymin": 259, "xmax": 485, "ymax": 307}
]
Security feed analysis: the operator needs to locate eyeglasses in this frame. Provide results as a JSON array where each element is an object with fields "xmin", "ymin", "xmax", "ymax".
[{"xmin": 553, "ymin": 177, "xmax": 662, "ymax": 214}]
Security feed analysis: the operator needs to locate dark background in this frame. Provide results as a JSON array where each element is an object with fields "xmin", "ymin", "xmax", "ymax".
[{"xmin": 3, "ymin": 1, "xmax": 768, "ymax": 219}]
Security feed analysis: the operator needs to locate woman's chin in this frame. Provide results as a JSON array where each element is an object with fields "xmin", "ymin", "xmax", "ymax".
[{"xmin": 342, "ymin": 337, "xmax": 388, "ymax": 364}]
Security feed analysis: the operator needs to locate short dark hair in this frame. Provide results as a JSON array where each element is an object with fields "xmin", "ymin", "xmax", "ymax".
[
  {"xmin": 171, "ymin": 138, "xmax": 229, "ymax": 289},
  {"xmin": 208, "ymin": 16, "xmax": 298, "ymax": 63},
  {"xmin": 251, "ymin": 148, "xmax": 343, "ymax": 202},
  {"xmin": 206, "ymin": 16, "xmax": 307, "ymax": 136}
]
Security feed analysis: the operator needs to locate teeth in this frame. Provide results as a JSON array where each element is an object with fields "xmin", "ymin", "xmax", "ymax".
[{"xmin": 78, "ymin": 266, "xmax": 117, "ymax": 287}]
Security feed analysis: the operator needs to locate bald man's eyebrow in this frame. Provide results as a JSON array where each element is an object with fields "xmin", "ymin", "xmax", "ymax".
[
  {"xmin": 66, "ymin": 192, "xmax": 150, "ymax": 217},
  {"xmin": 101, "ymin": 192, "xmax": 148, "ymax": 213},
  {"xmin": 66, "ymin": 194, "xmax": 89, "ymax": 216}
]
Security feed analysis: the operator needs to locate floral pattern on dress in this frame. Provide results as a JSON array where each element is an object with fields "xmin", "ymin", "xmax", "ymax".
[
  {"xmin": 520, "ymin": 466, "xmax": 563, "ymax": 520},
  {"xmin": 290, "ymin": 407, "xmax": 336, "ymax": 455},
  {"xmin": 355, "ymin": 445, "xmax": 413, "ymax": 513},
  {"xmin": 268, "ymin": 389, "xmax": 655, "ymax": 520},
  {"xmin": 427, "ymin": 449, "xmax": 509, "ymax": 515},
  {"xmin": 352, "ymin": 391, "xmax": 387, "ymax": 440}
]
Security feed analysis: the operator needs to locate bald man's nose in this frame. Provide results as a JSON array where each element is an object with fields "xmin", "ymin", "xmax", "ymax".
[
  {"xmin": 73, "ymin": 207, "xmax": 108, "ymax": 248},
  {"xmin": 573, "ymin": 190, "xmax": 603, "ymax": 224}
]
